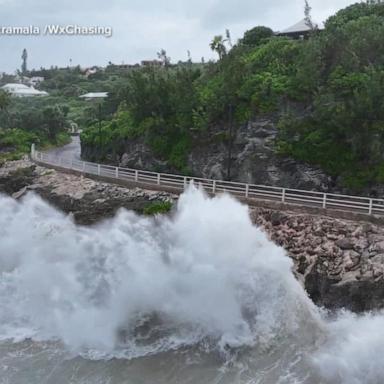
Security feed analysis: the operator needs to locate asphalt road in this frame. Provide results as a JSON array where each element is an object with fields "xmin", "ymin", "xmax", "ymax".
[{"xmin": 46, "ymin": 135, "xmax": 81, "ymax": 161}]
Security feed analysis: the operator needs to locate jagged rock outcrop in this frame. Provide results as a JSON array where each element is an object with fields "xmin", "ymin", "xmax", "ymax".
[
  {"xmin": 0, "ymin": 158, "xmax": 36, "ymax": 195},
  {"xmin": 114, "ymin": 118, "xmax": 333, "ymax": 191},
  {"xmin": 188, "ymin": 119, "xmax": 332, "ymax": 190},
  {"xmin": 0, "ymin": 158, "xmax": 176, "ymax": 225},
  {"xmin": 252, "ymin": 208, "xmax": 384, "ymax": 312}
]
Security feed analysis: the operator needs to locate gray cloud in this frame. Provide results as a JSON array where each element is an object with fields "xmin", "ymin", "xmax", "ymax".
[{"xmin": 0, "ymin": 0, "xmax": 356, "ymax": 73}]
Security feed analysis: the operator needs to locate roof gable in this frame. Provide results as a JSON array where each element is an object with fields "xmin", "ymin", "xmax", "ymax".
[{"xmin": 280, "ymin": 18, "xmax": 322, "ymax": 34}]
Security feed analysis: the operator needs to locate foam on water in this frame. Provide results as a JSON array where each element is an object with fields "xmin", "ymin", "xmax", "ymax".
[
  {"xmin": 0, "ymin": 186, "xmax": 383, "ymax": 383},
  {"xmin": 312, "ymin": 310, "xmax": 384, "ymax": 383}
]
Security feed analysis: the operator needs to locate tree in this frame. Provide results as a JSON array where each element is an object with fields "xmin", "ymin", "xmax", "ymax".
[
  {"xmin": 241, "ymin": 26, "xmax": 274, "ymax": 46},
  {"xmin": 304, "ymin": 1, "xmax": 315, "ymax": 30},
  {"xmin": 210, "ymin": 35, "xmax": 227, "ymax": 60},
  {"xmin": 0, "ymin": 90, "xmax": 10, "ymax": 112},
  {"xmin": 225, "ymin": 29, "xmax": 233, "ymax": 48},
  {"xmin": 42, "ymin": 105, "xmax": 68, "ymax": 141},
  {"xmin": 0, "ymin": 90, "xmax": 11, "ymax": 128},
  {"xmin": 21, "ymin": 49, "xmax": 28, "ymax": 75},
  {"xmin": 157, "ymin": 49, "xmax": 171, "ymax": 67}
]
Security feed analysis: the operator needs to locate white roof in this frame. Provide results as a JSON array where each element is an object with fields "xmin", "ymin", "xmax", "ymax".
[
  {"xmin": 79, "ymin": 92, "xmax": 108, "ymax": 99},
  {"xmin": 2, "ymin": 83, "xmax": 30, "ymax": 91},
  {"xmin": 280, "ymin": 19, "xmax": 322, "ymax": 34},
  {"xmin": 17, "ymin": 88, "xmax": 49, "ymax": 96},
  {"xmin": 1, "ymin": 83, "xmax": 48, "ymax": 97}
]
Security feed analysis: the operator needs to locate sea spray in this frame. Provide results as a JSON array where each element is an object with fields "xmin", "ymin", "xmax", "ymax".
[
  {"xmin": 0, "ymin": 186, "xmax": 320, "ymax": 357},
  {"xmin": 1, "ymin": 186, "xmax": 383, "ymax": 383},
  {"xmin": 312, "ymin": 310, "xmax": 384, "ymax": 384}
]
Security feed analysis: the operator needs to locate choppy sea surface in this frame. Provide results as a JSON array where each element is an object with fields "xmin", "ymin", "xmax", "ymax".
[{"xmin": 0, "ymin": 187, "xmax": 383, "ymax": 384}]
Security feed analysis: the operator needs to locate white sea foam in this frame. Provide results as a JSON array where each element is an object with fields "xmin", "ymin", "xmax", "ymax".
[
  {"xmin": 0, "ymin": 186, "xmax": 383, "ymax": 383},
  {"xmin": 312, "ymin": 310, "xmax": 384, "ymax": 384},
  {"xmin": 0, "ymin": 186, "xmax": 319, "ymax": 357}
]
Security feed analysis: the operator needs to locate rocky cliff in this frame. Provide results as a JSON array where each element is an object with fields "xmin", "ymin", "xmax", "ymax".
[{"xmin": 116, "ymin": 116, "xmax": 333, "ymax": 192}]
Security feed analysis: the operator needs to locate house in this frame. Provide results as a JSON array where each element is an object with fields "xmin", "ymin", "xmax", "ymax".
[
  {"xmin": 1, "ymin": 83, "xmax": 49, "ymax": 97},
  {"xmin": 277, "ymin": 19, "xmax": 322, "ymax": 39},
  {"xmin": 79, "ymin": 92, "xmax": 108, "ymax": 100},
  {"xmin": 83, "ymin": 67, "xmax": 98, "ymax": 78},
  {"xmin": 29, "ymin": 76, "xmax": 45, "ymax": 86},
  {"xmin": 141, "ymin": 60, "xmax": 163, "ymax": 67}
]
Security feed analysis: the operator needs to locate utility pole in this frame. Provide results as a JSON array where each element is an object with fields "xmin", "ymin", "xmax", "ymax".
[
  {"xmin": 98, "ymin": 102, "xmax": 102, "ymax": 157},
  {"xmin": 226, "ymin": 103, "xmax": 234, "ymax": 181},
  {"xmin": 21, "ymin": 49, "xmax": 28, "ymax": 75}
]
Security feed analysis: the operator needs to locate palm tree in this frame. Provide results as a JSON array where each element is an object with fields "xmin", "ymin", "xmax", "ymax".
[{"xmin": 210, "ymin": 35, "xmax": 227, "ymax": 60}]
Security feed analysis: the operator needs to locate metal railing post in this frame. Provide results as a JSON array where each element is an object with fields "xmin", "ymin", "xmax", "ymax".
[
  {"xmin": 245, "ymin": 184, "xmax": 249, "ymax": 198},
  {"xmin": 115, "ymin": 167, "xmax": 119, "ymax": 178},
  {"xmin": 323, "ymin": 193, "xmax": 327, "ymax": 209},
  {"xmin": 282, "ymin": 188, "xmax": 286, "ymax": 203},
  {"xmin": 135, "ymin": 170, "xmax": 139, "ymax": 182},
  {"xmin": 369, "ymin": 199, "xmax": 373, "ymax": 215},
  {"xmin": 184, "ymin": 177, "xmax": 187, "ymax": 190},
  {"xmin": 97, "ymin": 164, "xmax": 101, "ymax": 176},
  {"xmin": 157, "ymin": 173, "xmax": 161, "ymax": 185},
  {"xmin": 212, "ymin": 180, "xmax": 216, "ymax": 194}
]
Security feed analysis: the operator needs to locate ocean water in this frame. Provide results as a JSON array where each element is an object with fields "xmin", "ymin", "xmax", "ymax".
[{"xmin": 0, "ymin": 186, "xmax": 383, "ymax": 384}]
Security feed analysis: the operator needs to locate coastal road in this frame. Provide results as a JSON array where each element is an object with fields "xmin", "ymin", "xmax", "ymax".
[{"xmin": 47, "ymin": 135, "xmax": 81, "ymax": 161}]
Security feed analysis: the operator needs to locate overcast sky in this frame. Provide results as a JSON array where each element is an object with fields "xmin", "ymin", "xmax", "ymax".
[{"xmin": 0, "ymin": 0, "xmax": 357, "ymax": 73}]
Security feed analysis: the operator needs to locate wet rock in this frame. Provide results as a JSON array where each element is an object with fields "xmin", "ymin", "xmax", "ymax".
[
  {"xmin": 373, "ymin": 241, "xmax": 384, "ymax": 253},
  {"xmin": 371, "ymin": 254, "xmax": 384, "ymax": 264},
  {"xmin": 250, "ymin": 206, "xmax": 384, "ymax": 312},
  {"xmin": 12, "ymin": 187, "xmax": 28, "ymax": 200},
  {"xmin": 0, "ymin": 164, "xmax": 36, "ymax": 195},
  {"xmin": 270, "ymin": 211, "xmax": 284, "ymax": 226},
  {"xmin": 336, "ymin": 238, "xmax": 354, "ymax": 250}
]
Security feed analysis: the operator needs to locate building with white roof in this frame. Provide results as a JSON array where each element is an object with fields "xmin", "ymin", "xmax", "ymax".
[
  {"xmin": 278, "ymin": 19, "xmax": 323, "ymax": 39},
  {"xmin": 1, "ymin": 83, "xmax": 48, "ymax": 97},
  {"xmin": 79, "ymin": 92, "xmax": 108, "ymax": 100}
]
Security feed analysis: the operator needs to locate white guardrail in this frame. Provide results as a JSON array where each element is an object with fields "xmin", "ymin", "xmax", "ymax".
[{"xmin": 30, "ymin": 145, "xmax": 384, "ymax": 216}]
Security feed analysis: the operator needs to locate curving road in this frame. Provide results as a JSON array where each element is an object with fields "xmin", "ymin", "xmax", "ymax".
[{"xmin": 47, "ymin": 135, "xmax": 81, "ymax": 161}]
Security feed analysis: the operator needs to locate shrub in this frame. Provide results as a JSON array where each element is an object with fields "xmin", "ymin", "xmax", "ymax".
[{"xmin": 143, "ymin": 201, "xmax": 173, "ymax": 215}]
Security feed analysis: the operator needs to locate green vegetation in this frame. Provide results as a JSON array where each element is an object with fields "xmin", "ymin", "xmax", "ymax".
[
  {"xmin": 143, "ymin": 201, "xmax": 173, "ymax": 215},
  {"xmin": 0, "ymin": 63, "xmax": 133, "ymax": 160},
  {"xmin": 277, "ymin": 2, "xmax": 384, "ymax": 190},
  {"xmin": 0, "ymin": 95, "xmax": 72, "ymax": 161},
  {"xmin": 80, "ymin": 28, "xmax": 303, "ymax": 176},
  {"xmin": 3, "ymin": 2, "xmax": 382, "ymax": 192},
  {"xmin": 81, "ymin": 63, "xmax": 202, "ymax": 172},
  {"xmin": 81, "ymin": 1, "xmax": 384, "ymax": 191}
]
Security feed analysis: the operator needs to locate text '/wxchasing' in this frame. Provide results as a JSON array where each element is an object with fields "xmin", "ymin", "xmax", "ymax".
[{"xmin": 0, "ymin": 25, "xmax": 113, "ymax": 38}]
